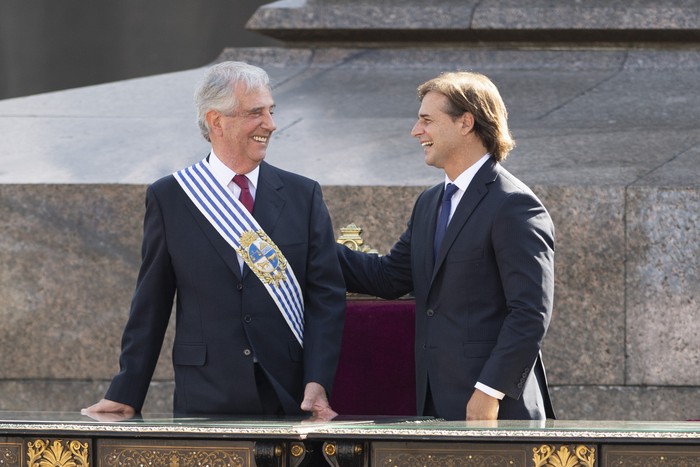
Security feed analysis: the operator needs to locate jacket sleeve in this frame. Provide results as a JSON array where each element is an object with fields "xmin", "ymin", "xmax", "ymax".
[
  {"xmin": 301, "ymin": 182, "xmax": 347, "ymax": 395},
  {"xmin": 477, "ymin": 190, "xmax": 555, "ymax": 400}
]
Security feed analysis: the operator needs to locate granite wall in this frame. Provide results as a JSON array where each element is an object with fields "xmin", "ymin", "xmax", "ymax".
[{"xmin": 1, "ymin": 177, "xmax": 698, "ymax": 420}]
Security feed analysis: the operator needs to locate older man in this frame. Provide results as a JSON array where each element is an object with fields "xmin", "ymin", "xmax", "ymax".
[{"xmin": 84, "ymin": 61, "xmax": 345, "ymax": 420}]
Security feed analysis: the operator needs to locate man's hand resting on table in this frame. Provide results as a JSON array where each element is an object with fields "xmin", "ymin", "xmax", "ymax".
[{"xmin": 82, "ymin": 399, "xmax": 136, "ymax": 422}]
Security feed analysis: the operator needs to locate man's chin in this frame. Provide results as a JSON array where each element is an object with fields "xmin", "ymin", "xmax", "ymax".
[{"xmin": 246, "ymin": 151, "xmax": 267, "ymax": 165}]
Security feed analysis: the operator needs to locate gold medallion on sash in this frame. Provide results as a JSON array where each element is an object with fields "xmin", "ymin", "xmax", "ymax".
[{"xmin": 237, "ymin": 230, "xmax": 288, "ymax": 287}]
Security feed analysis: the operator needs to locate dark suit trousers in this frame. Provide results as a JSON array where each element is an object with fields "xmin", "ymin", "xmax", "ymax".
[{"xmin": 254, "ymin": 364, "xmax": 284, "ymax": 416}]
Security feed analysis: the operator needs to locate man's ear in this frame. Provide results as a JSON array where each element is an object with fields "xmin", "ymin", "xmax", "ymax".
[
  {"xmin": 206, "ymin": 110, "xmax": 222, "ymax": 137},
  {"xmin": 460, "ymin": 112, "xmax": 475, "ymax": 135}
]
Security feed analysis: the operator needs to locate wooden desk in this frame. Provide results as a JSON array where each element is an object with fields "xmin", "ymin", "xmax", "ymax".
[{"xmin": 1, "ymin": 412, "xmax": 699, "ymax": 466}]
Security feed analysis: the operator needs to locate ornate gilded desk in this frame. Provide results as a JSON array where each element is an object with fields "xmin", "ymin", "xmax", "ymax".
[{"xmin": 1, "ymin": 412, "xmax": 699, "ymax": 466}]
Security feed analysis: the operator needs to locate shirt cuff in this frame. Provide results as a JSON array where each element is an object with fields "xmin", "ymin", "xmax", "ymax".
[{"xmin": 475, "ymin": 382, "xmax": 505, "ymax": 400}]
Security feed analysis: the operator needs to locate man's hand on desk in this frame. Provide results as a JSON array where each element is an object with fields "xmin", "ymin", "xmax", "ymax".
[
  {"xmin": 81, "ymin": 398, "xmax": 136, "ymax": 422},
  {"xmin": 301, "ymin": 382, "xmax": 338, "ymax": 422},
  {"xmin": 466, "ymin": 388, "xmax": 500, "ymax": 421}
]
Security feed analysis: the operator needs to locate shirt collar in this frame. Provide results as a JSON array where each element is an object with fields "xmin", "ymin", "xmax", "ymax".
[
  {"xmin": 209, "ymin": 150, "xmax": 260, "ymax": 189},
  {"xmin": 444, "ymin": 153, "xmax": 491, "ymax": 191}
]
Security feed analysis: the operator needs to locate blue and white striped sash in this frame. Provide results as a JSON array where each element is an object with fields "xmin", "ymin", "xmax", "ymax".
[{"xmin": 173, "ymin": 159, "xmax": 305, "ymax": 346}]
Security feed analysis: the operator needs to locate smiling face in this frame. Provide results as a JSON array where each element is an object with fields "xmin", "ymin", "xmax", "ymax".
[
  {"xmin": 411, "ymin": 91, "xmax": 466, "ymax": 171},
  {"xmin": 207, "ymin": 83, "xmax": 277, "ymax": 173}
]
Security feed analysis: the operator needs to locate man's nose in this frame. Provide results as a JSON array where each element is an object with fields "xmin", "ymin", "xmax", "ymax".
[
  {"xmin": 411, "ymin": 122, "xmax": 422, "ymax": 137},
  {"xmin": 263, "ymin": 112, "xmax": 277, "ymax": 131}
]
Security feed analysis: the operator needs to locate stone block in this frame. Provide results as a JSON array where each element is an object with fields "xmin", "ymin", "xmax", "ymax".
[
  {"xmin": 0, "ymin": 380, "xmax": 173, "ymax": 414},
  {"xmin": 551, "ymin": 385, "xmax": 700, "ymax": 421},
  {"xmin": 247, "ymin": 0, "xmax": 700, "ymax": 42},
  {"xmin": 472, "ymin": 0, "xmax": 699, "ymax": 31},
  {"xmin": 536, "ymin": 186, "xmax": 626, "ymax": 386},
  {"xmin": 0, "ymin": 185, "xmax": 175, "ymax": 381},
  {"xmin": 626, "ymin": 186, "xmax": 700, "ymax": 386}
]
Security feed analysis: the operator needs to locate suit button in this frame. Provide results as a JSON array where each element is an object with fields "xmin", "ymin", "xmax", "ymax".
[
  {"xmin": 243, "ymin": 349, "xmax": 252, "ymax": 356},
  {"xmin": 243, "ymin": 314, "xmax": 252, "ymax": 323},
  {"xmin": 237, "ymin": 283, "xmax": 243, "ymax": 290},
  {"xmin": 422, "ymin": 344, "xmax": 427, "ymax": 350},
  {"xmin": 426, "ymin": 309, "xmax": 434, "ymax": 316}
]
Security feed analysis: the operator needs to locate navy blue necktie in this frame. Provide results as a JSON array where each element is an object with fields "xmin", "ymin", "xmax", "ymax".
[{"xmin": 434, "ymin": 183, "xmax": 458, "ymax": 258}]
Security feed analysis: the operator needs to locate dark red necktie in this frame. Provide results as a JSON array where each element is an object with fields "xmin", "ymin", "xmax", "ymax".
[{"xmin": 233, "ymin": 174, "xmax": 254, "ymax": 214}]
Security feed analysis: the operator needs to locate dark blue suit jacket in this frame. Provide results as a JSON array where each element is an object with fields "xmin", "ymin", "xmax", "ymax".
[
  {"xmin": 338, "ymin": 157, "xmax": 555, "ymax": 420},
  {"xmin": 107, "ymin": 160, "xmax": 345, "ymax": 415}
]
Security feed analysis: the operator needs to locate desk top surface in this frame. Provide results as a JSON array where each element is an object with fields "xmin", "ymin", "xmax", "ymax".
[{"xmin": 0, "ymin": 412, "xmax": 699, "ymax": 442}]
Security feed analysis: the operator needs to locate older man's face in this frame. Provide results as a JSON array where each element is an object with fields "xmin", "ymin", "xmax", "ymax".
[{"xmin": 218, "ymin": 83, "xmax": 277, "ymax": 169}]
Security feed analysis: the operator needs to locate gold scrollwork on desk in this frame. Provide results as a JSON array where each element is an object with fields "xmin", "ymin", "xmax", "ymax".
[
  {"xmin": 373, "ymin": 442, "xmax": 526, "ymax": 466},
  {"xmin": 606, "ymin": 453, "xmax": 700, "ymax": 465},
  {"xmin": 26, "ymin": 439, "xmax": 89, "ymax": 467},
  {"xmin": 1, "ymin": 442, "xmax": 21, "ymax": 467},
  {"xmin": 602, "ymin": 445, "xmax": 700, "ymax": 465},
  {"xmin": 533, "ymin": 444, "xmax": 595, "ymax": 467},
  {"xmin": 98, "ymin": 442, "xmax": 250, "ymax": 467},
  {"xmin": 104, "ymin": 449, "xmax": 245, "ymax": 467},
  {"xmin": 378, "ymin": 452, "xmax": 523, "ymax": 466},
  {"xmin": 337, "ymin": 223, "xmax": 379, "ymax": 254}
]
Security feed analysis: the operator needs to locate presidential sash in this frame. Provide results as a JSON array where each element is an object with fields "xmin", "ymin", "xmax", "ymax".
[{"xmin": 174, "ymin": 159, "xmax": 305, "ymax": 346}]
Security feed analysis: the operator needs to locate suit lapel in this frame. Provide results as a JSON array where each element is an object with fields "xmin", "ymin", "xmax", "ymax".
[
  {"xmin": 431, "ymin": 159, "xmax": 498, "ymax": 281},
  {"xmin": 252, "ymin": 161, "xmax": 285, "ymax": 236},
  {"xmin": 414, "ymin": 184, "xmax": 443, "ymax": 287},
  {"xmin": 179, "ymin": 184, "xmax": 243, "ymax": 280},
  {"xmin": 247, "ymin": 162, "xmax": 285, "ymax": 280}
]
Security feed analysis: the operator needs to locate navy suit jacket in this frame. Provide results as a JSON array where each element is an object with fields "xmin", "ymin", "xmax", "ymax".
[
  {"xmin": 106, "ymin": 160, "xmax": 345, "ymax": 415},
  {"xmin": 338, "ymin": 157, "xmax": 555, "ymax": 420}
]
